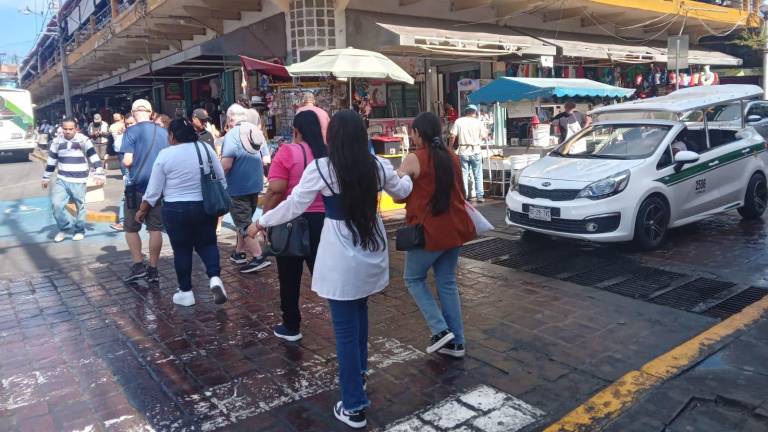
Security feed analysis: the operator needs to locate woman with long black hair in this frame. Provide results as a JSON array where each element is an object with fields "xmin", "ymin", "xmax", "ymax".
[
  {"xmin": 261, "ymin": 110, "xmax": 327, "ymax": 341},
  {"xmin": 248, "ymin": 110, "xmax": 412, "ymax": 429},
  {"xmin": 399, "ymin": 111, "xmax": 476, "ymax": 357}
]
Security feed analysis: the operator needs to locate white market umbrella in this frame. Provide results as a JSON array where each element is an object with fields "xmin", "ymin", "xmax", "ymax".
[{"xmin": 287, "ymin": 47, "xmax": 415, "ymax": 84}]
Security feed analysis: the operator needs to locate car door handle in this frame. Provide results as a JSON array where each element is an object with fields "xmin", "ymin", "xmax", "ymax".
[
  {"xmin": 742, "ymin": 148, "xmax": 752, "ymax": 153},
  {"xmin": 708, "ymin": 160, "xmax": 719, "ymax": 167}
]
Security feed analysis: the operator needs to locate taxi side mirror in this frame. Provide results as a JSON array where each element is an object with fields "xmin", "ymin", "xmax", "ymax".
[{"xmin": 674, "ymin": 150, "xmax": 700, "ymax": 173}]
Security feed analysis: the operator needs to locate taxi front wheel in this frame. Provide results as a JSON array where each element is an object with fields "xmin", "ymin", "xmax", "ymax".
[
  {"xmin": 738, "ymin": 172, "xmax": 767, "ymax": 220},
  {"xmin": 633, "ymin": 196, "xmax": 669, "ymax": 251}
]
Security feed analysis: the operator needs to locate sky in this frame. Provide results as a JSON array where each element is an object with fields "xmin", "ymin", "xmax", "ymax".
[{"xmin": 0, "ymin": 0, "xmax": 54, "ymax": 65}]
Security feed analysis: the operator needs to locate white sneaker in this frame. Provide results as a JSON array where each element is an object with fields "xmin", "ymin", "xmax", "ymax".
[
  {"xmin": 209, "ymin": 276, "xmax": 227, "ymax": 305},
  {"xmin": 172, "ymin": 290, "xmax": 195, "ymax": 307},
  {"xmin": 53, "ymin": 232, "xmax": 66, "ymax": 243},
  {"xmin": 72, "ymin": 233, "xmax": 85, "ymax": 241}
]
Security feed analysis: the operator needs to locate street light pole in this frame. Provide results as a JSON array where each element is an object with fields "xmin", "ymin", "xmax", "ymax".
[
  {"xmin": 54, "ymin": 0, "xmax": 72, "ymax": 117},
  {"xmin": 762, "ymin": 1, "xmax": 768, "ymax": 100}
]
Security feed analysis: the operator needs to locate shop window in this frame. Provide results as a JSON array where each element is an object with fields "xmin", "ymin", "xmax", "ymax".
[{"xmin": 370, "ymin": 83, "xmax": 422, "ymax": 119}]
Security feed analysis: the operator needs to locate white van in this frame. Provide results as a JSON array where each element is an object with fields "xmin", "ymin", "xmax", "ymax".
[{"xmin": 0, "ymin": 88, "xmax": 35, "ymax": 160}]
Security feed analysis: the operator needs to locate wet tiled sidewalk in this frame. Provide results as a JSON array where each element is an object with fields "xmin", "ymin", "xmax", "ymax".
[{"xmin": 0, "ymin": 233, "xmax": 717, "ymax": 432}]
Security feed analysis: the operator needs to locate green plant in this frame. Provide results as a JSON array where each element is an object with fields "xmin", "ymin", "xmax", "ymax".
[{"xmin": 731, "ymin": 28, "xmax": 768, "ymax": 50}]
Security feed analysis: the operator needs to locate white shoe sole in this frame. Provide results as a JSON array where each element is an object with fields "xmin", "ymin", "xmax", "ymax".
[
  {"xmin": 72, "ymin": 235, "xmax": 84, "ymax": 241},
  {"xmin": 437, "ymin": 348, "xmax": 466, "ymax": 358},
  {"xmin": 172, "ymin": 292, "xmax": 195, "ymax": 307},
  {"xmin": 427, "ymin": 332, "xmax": 455, "ymax": 353},
  {"xmin": 333, "ymin": 402, "xmax": 366, "ymax": 429},
  {"xmin": 273, "ymin": 330, "xmax": 303, "ymax": 342}
]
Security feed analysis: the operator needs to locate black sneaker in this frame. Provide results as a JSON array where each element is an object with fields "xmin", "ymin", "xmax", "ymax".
[
  {"xmin": 240, "ymin": 256, "xmax": 272, "ymax": 274},
  {"xmin": 333, "ymin": 401, "xmax": 366, "ymax": 429},
  {"xmin": 123, "ymin": 263, "xmax": 147, "ymax": 282},
  {"xmin": 437, "ymin": 343, "xmax": 466, "ymax": 358},
  {"xmin": 427, "ymin": 330, "xmax": 455, "ymax": 354},
  {"xmin": 146, "ymin": 266, "xmax": 159, "ymax": 282},
  {"xmin": 273, "ymin": 324, "xmax": 302, "ymax": 342},
  {"xmin": 229, "ymin": 252, "xmax": 248, "ymax": 265}
]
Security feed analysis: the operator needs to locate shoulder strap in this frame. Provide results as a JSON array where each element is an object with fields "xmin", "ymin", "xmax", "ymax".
[
  {"xmin": 202, "ymin": 141, "xmax": 216, "ymax": 178},
  {"xmin": 315, "ymin": 158, "xmax": 336, "ymax": 195},
  {"xmin": 193, "ymin": 141, "xmax": 205, "ymax": 176},
  {"xmin": 296, "ymin": 143, "xmax": 308, "ymax": 168},
  {"xmin": 374, "ymin": 156, "xmax": 385, "ymax": 192}
]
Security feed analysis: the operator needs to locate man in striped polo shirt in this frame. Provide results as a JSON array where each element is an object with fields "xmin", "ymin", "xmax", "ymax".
[{"xmin": 42, "ymin": 118, "xmax": 105, "ymax": 242}]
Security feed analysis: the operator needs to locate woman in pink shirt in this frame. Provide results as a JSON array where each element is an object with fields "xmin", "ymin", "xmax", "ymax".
[{"xmin": 261, "ymin": 110, "xmax": 326, "ymax": 341}]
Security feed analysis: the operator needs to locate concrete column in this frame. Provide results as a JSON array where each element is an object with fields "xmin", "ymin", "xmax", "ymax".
[{"xmin": 110, "ymin": 0, "xmax": 119, "ymax": 19}]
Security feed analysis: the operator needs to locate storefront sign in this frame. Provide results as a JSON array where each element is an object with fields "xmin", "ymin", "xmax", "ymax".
[
  {"xmin": 165, "ymin": 82, "xmax": 183, "ymax": 101},
  {"xmin": 458, "ymin": 79, "xmax": 480, "ymax": 92},
  {"xmin": 540, "ymin": 56, "xmax": 553, "ymax": 68}
]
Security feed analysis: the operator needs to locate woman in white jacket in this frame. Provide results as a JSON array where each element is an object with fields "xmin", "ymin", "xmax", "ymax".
[{"xmin": 248, "ymin": 110, "xmax": 412, "ymax": 429}]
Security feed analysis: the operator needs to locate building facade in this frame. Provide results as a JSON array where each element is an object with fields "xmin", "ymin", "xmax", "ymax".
[{"xmin": 20, "ymin": 0, "xmax": 760, "ymax": 124}]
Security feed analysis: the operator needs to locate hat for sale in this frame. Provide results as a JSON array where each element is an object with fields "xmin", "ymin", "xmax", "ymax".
[
  {"xmin": 131, "ymin": 99, "xmax": 152, "ymax": 112},
  {"xmin": 192, "ymin": 108, "xmax": 210, "ymax": 121}
]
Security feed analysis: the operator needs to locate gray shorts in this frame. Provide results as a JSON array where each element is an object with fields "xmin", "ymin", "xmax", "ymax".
[
  {"xmin": 230, "ymin": 193, "xmax": 259, "ymax": 230},
  {"xmin": 124, "ymin": 195, "xmax": 163, "ymax": 233}
]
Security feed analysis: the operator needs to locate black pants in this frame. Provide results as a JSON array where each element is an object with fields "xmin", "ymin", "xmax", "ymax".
[
  {"xmin": 163, "ymin": 201, "xmax": 220, "ymax": 292},
  {"xmin": 276, "ymin": 212, "xmax": 324, "ymax": 331}
]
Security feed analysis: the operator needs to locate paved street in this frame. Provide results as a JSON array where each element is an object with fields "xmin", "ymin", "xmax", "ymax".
[{"xmin": 0, "ymin": 159, "xmax": 766, "ymax": 432}]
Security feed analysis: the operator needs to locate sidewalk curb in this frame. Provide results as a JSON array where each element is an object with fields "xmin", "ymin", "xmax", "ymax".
[
  {"xmin": 543, "ymin": 294, "xmax": 768, "ymax": 432},
  {"xmin": 66, "ymin": 203, "xmax": 118, "ymax": 223}
]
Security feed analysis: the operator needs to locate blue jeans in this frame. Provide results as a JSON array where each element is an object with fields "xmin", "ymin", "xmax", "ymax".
[
  {"xmin": 328, "ymin": 297, "xmax": 370, "ymax": 412},
  {"xmin": 51, "ymin": 178, "xmax": 87, "ymax": 234},
  {"xmin": 162, "ymin": 201, "xmax": 220, "ymax": 291},
  {"xmin": 460, "ymin": 153, "xmax": 484, "ymax": 199},
  {"xmin": 404, "ymin": 247, "xmax": 464, "ymax": 344}
]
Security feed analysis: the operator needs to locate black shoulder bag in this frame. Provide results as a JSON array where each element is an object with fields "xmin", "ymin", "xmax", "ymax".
[
  {"xmin": 193, "ymin": 141, "xmax": 231, "ymax": 217},
  {"xmin": 263, "ymin": 144, "xmax": 311, "ymax": 257}
]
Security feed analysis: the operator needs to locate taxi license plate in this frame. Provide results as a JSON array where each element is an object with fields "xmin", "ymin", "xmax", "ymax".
[{"xmin": 528, "ymin": 206, "xmax": 551, "ymax": 221}]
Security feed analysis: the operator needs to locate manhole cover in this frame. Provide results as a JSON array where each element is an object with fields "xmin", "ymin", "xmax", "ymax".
[
  {"xmin": 703, "ymin": 286, "xmax": 768, "ymax": 319},
  {"xmin": 528, "ymin": 255, "xmax": 611, "ymax": 278},
  {"xmin": 604, "ymin": 268, "xmax": 685, "ymax": 299},
  {"xmin": 565, "ymin": 264, "xmax": 638, "ymax": 287},
  {"xmin": 650, "ymin": 278, "xmax": 735, "ymax": 311},
  {"xmin": 494, "ymin": 250, "xmax": 566, "ymax": 270}
]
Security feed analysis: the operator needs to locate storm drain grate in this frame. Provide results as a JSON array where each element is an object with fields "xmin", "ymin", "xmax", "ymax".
[
  {"xmin": 494, "ymin": 250, "xmax": 568, "ymax": 271},
  {"xmin": 528, "ymin": 255, "xmax": 612, "ymax": 278},
  {"xmin": 565, "ymin": 264, "xmax": 640, "ymax": 287},
  {"xmin": 702, "ymin": 286, "xmax": 768, "ymax": 319},
  {"xmin": 650, "ymin": 278, "xmax": 735, "ymax": 311},
  {"xmin": 460, "ymin": 237, "xmax": 523, "ymax": 262},
  {"xmin": 604, "ymin": 268, "xmax": 686, "ymax": 299}
]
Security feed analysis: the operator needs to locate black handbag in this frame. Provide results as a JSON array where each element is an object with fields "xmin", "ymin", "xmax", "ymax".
[
  {"xmin": 193, "ymin": 141, "xmax": 231, "ymax": 217},
  {"xmin": 263, "ymin": 144, "xmax": 311, "ymax": 257},
  {"xmin": 396, "ymin": 223, "xmax": 425, "ymax": 251}
]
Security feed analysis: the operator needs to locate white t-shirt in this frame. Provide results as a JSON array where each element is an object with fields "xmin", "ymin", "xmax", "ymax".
[{"xmin": 450, "ymin": 116, "xmax": 486, "ymax": 156}]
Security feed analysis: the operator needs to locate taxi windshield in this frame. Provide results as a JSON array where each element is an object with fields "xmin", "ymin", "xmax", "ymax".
[{"xmin": 553, "ymin": 124, "xmax": 671, "ymax": 160}]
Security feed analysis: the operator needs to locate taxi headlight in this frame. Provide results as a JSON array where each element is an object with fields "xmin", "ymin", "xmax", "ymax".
[{"xmin": 577, "ymin": 170, "xmax": 630, "ymax": 200}]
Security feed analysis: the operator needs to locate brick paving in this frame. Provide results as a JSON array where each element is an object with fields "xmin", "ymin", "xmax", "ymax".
[{"xmin": 0, "ymin": 203, "xmax": 733, "ymax": 431}]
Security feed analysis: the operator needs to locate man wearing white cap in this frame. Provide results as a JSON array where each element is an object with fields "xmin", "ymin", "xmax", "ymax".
[{"xmin": 121, "ymin": 99, "xmax": 169, "ymax": 283}]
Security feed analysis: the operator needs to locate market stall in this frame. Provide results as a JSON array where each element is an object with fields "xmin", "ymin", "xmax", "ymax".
[
  {"xmin": 468, "ymin": 77, "xmax": 635, "ymax": 197},
  {"xmin": 286, "ymin": 47, "xmax": 416, "ymax": 212}
]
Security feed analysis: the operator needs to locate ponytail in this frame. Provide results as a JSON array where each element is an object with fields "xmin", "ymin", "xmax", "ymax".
[{"xmin": 412, "ymin": 112, "xmax": 454, "ymax": 216}]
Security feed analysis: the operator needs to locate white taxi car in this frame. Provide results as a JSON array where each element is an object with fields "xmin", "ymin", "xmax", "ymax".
[{"xmin": 506, "ymin": 85, "xmax": 768, "ymax": 249}]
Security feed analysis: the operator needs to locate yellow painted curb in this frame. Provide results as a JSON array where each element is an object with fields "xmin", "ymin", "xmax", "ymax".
[
  {"xmin": 65, "ymin": 203, "xmax": 118, "ymax": 223},
  {"xmin": 544, "ymin": 294, "xmax": 768, "ymax": 432}
]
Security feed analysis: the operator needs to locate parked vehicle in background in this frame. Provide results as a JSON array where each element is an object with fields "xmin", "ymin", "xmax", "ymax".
[
  {"xmin": 0, "ymin": 88, "xmax": 35, "ymax": 161},
  {"xmin": 506, "ymin": 85, "xmax": 768, "ymax": 250}
]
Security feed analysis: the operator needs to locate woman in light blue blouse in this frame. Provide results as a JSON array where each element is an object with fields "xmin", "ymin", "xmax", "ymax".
[{"xmin": 136, "ymin": 118, "xmax": 227, "ymax": 307}]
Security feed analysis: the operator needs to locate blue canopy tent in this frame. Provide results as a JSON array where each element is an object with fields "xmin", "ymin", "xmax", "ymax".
[
  {"xmin": 468, "ymin": 77, "xmax": 635, "ymax": 103},
  {"xmin": 469, "ymin": 78, "xmax": 635, "ymax": 146}
]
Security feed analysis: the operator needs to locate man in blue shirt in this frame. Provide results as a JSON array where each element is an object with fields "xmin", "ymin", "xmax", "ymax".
[
  {"xmin": 221, "ymin": 104, "xmax": 270, "ymax": 274},
  {"xmin": 121, "ymin": 99, "xmax": 169, "ymax": 283}
]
